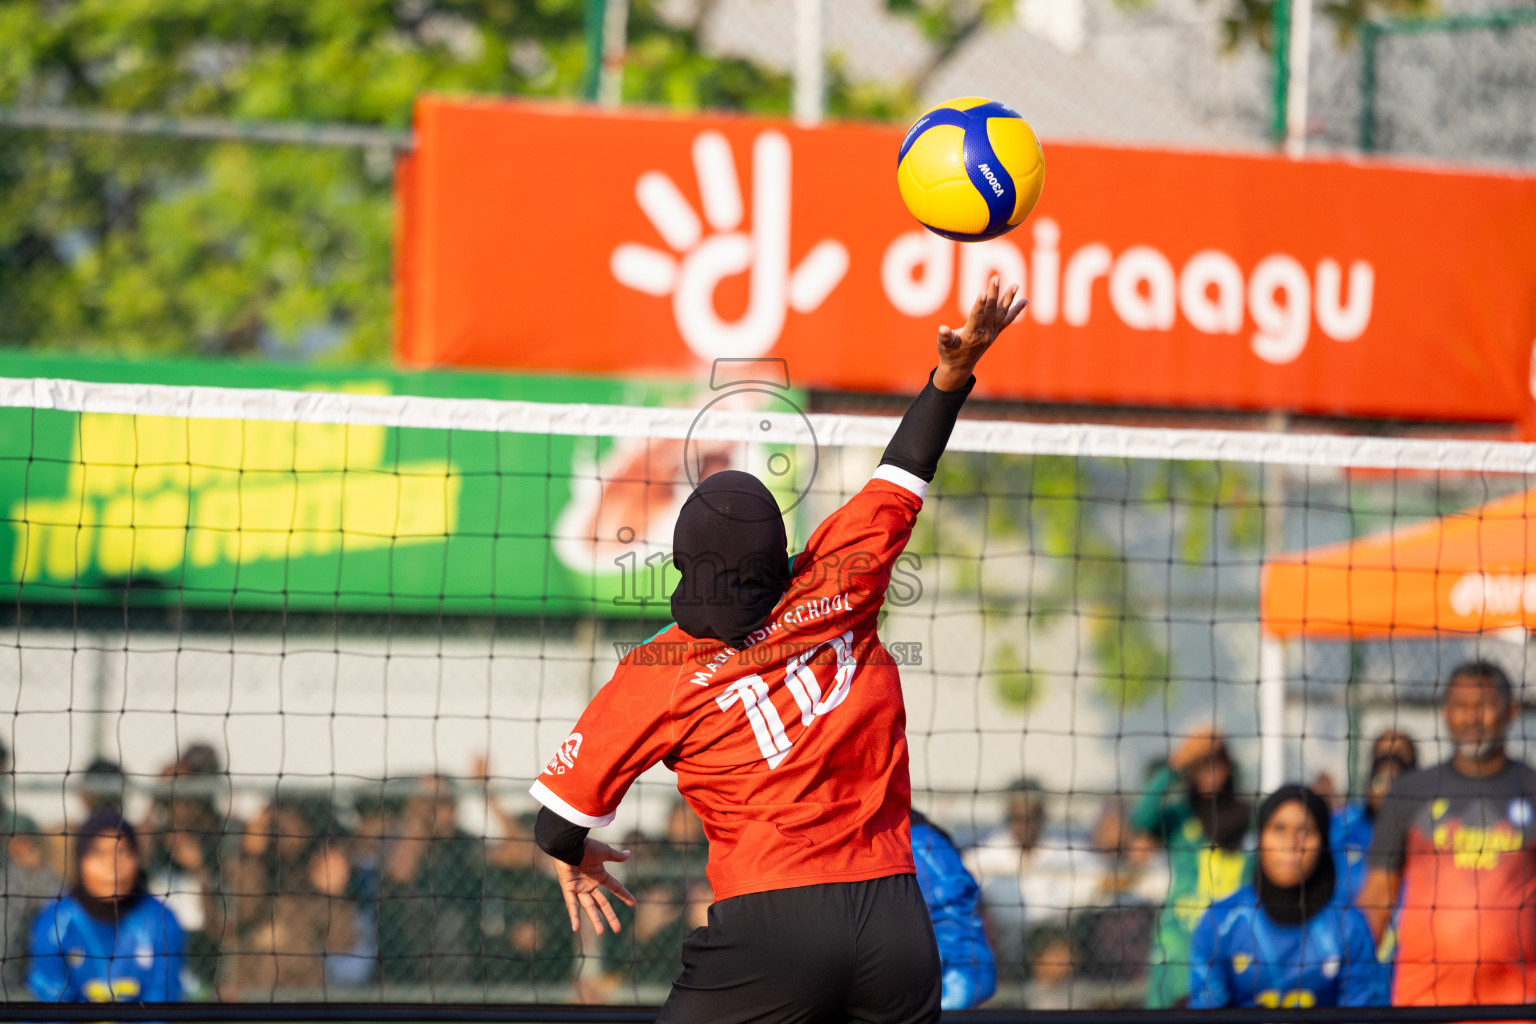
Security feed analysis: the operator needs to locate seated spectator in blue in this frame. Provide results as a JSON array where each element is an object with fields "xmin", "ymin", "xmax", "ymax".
[
  {"xmin": 911, "ymin": 810, "xmax": 996, "ymax": 1009},
  {"xmin": 1191, "ymin": 786, "xmax": 1386, "ymax": 1010},
  {"xmin": 29, "ymin": 810, "xmax": 185, "ymax": 1007},
  {"xmin": 1331, "ymin": 730, "xmax": 1416, "ymax": 903}
]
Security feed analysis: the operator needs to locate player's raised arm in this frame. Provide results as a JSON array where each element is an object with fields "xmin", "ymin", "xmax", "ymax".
[{"xmin": 880, "ymin": 275, "xmax": 1026, "ymax": 486}]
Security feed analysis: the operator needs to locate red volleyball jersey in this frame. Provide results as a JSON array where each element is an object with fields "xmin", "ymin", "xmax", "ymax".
[
  {"xmin": 531, "ymin": 467, "xmax": 927, "ymax": 901},
  {"xmin": 1369, "ymin": 760, "xmax": 1536, "ymax": 1007}
]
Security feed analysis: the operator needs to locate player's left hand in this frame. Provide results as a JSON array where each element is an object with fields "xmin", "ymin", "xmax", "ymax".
[{"xmin": 554, "ymin": 839, "xmax": 637, "ymax": 934}]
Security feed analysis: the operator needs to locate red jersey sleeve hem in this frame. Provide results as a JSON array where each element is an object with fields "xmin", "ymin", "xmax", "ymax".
[{"xmin": 529, "ymin": 779, "xmax": 616, "ymax": 828}]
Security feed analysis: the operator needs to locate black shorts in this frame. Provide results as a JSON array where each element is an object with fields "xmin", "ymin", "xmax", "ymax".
[{"xmin": 658, "ymin": 873, "xmax": 941, "ymax": 1024}]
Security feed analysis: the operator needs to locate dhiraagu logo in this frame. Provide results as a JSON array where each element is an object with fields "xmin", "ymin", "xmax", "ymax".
[{"xmin": 12, "ymin": 388, "xmax": 460, "ymax": 591}]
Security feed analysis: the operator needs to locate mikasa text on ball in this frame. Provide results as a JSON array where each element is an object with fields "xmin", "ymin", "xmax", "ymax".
[{"xmin": 897, "ymin": 97, "xmax": 1045, "ymax": 242}]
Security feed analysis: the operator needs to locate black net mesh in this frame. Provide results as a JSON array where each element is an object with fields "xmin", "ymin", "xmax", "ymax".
[{"xmin": 0, "ymin": 385, "xmax": 1530, "ymax": 1020}]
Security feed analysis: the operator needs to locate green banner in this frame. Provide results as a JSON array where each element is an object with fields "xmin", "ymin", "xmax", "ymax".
[{"xmin": 0, "ymin": 354, "xmax": 735, "ymax": 616}]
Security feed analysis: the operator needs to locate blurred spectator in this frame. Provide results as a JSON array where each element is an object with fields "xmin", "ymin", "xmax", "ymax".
[
  {"xmin": 220, "ymin": 830, "xmax": 372, "ymax": 999},
  {"xmin": 376, "ymin": 776, "xmax": 485, "ymax": 985},
  {"xmin": 1359, "ymin": 661, "xmax": 1536, "ymax": 1007},
  {"xmin": 349, "ymin": 786, "xmax": 401, "ymax": 907},
  {"xmin": 1331, "ymin": 730, "xmax": 1417, "ymax": 902},
  {"xmin": 214, "ymin": 794, "xmax": 339, "ymax": 997},
  {"xmin": 79, "ymin": 759, "xmax": 126, "ymax": 818},
  {"xmin": 1085, "ymin": 799, "xmax": 1168, "ymax": 908},
  {"xmin": 1071, "ymin": 799, "xmax": 1162, "ymax": 986},
  {"xmin": 964, "ymin": 780, "xmax": 1088, "ymax": 978},
  {"xmin": 140, "ymin": 745, "xmax": 235, "ymax": 995},
  {"xmin": 28, "ymin": 811, "xmax": 184, "ymax": 1009},
  {"xmin": 911, "ymin": 809, "xmax": 995, "ymax": 1010},
  {"xmin": 598, "ymin": 800, "xmax": 711, "ymax": 997},
  {"xmin": 1025, "ymin": 926, "xmax": 1076, "ymax": 1010},
  {"xmin": 1, "ymin": 737, "xmax": 59, "ymax": 998},
  {"xmin": 1190, "ymin": 785, "xmax": 1387, "ymax": 1009},
  {"xmin": 482, "ymin": 853, "xmax": 575, "ymax": 991},
  {"xmin": 475, "ymin": 757, "xmax": 575, "ymax": 990},
  {"xmin": 474, "ymin": 754, "xmax": 539, "ymax": 873},
  {"xmin": 1130, "ymin": 727, "xmax": 1252, "ymax": 1008}
]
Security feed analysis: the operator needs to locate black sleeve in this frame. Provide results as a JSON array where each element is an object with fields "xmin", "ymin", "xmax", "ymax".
[
  {"xmin": 535, "ymin": 805, "xmax": 589, "ymax": 866},
  {"xmin": 879, "ymin": 369, "xmax": 976, "ymax": 483}
]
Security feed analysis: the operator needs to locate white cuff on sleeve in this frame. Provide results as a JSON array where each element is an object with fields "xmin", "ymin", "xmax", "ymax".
[
  {"xmin": 872, "ymin": 464, "xmax": 929, "ymax": 500},
  {"xmin": 529, "ymin": 779, "xmax": 616, "ymax": 828}
]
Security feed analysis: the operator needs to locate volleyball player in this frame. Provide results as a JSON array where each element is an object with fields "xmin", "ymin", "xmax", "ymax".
[{"xmin": 529, "ymin": 276, "xmax": 1027, "ymax": 1024}]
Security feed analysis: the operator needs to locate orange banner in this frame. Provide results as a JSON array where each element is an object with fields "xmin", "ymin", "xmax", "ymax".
[{"xmin": 398, "ymin": 97, "xmax": 1536, "ymax": 424}]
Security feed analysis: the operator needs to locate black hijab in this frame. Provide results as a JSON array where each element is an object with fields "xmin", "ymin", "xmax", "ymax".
[
  {"xmin": 671, "ymin": 471, "xmax": 789, "ymax": 649},
  {"xmin": 1254, "ymin": 784, "xmax": 1335, "ymax": 926},
  {"xmin": 1186, "ymin": 741, "xmax": 1251, "ymax": 852},
  {"xmin": 72, "ymin": 809, "xmax": 147, "ymax": 923}
]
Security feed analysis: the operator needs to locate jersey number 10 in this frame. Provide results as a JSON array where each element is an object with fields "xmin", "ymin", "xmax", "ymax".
[{"xmin": 715, "ymin": 630, "xmax": 858, "ymax": 769}]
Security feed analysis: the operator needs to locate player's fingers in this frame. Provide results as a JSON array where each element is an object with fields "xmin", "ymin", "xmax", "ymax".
[
  {"xmin": 560, "ymin": 886, "xmax": 581, "ymax": 932},
  {"xmin": 593, "ymin": 888, "xmax": 623, "ymax": 932},
  {"xmin": 577, "ymin": 890, "xmax": 606, "ymax": 935},
  {"xmin": 601, "ymin": 871, "xmax": 638, "ymax": 907},
  {"xmin": 967, "ymin": 282, "xmax": 992, "ymax": 327},
  {"xmin": 1004, "ymin": 296, "xmax": 1029, "ymax": 327}
]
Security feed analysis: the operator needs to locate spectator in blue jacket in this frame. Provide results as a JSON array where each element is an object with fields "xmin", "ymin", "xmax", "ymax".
[
  {"xmin": 1190, "ymin": 785, "xmax": 1386, "ymax": 1010},
  {"xmin": 910, "ymin": 810, "xmax": 996, "ymax": 1009},
  {"xmin": 29, "ymin": 810, "xmax": 185, "ymax": 1008},
  {"xmin": 1331, "ymin": 730, "xmax": 1416, "ymax": 903}
]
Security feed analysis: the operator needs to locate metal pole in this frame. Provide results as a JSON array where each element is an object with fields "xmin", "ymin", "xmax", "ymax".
[
  {"xmin": 598, "ymin": 0, "xmax": 630, "ymax": 109},
  {"xmin": 582, "ymin": 0, "xmax": 606, "ymax": 102},
  {"xmin": 0, "ymin": 106, "xmax": 411, "ymax": 150},
  {"xmin": 90, "ymin": 634, "xmax": 109, "ymax": 762},
  {"xmin": 794, "ymin": 0, "xmax": 825, "ymax": 126},
  {"xmin": 1284, "ymin": 0, "xmax": 1313, "ymax": 157},
  {"xmin": 1359, "ymin": 23, "xmax": 1380, "ymax": 153},
  {"xmin": 1270, "ymin": 0, "xmax": 1291, "ymax": 145}
]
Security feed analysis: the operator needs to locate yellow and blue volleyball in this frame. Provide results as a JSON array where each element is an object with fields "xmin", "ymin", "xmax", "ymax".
[{"xmin": 896, "ymin": 97, "xmax": 1045, "ymax": 243}]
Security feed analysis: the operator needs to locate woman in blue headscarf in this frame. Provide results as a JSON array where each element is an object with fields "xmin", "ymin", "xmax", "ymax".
[
  {"xmin": 29, "ymin": 809, "xmax": 186, "ymax": 1007},
  {"xmin": 1190, "ymin": 785, "xmax": 1386, "ymax": 1010}
]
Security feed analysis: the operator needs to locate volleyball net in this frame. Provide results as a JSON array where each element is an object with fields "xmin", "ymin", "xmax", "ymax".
[{"xmin": 0, "ymin": 373, "xmax": 1532, "ymax": 1018}]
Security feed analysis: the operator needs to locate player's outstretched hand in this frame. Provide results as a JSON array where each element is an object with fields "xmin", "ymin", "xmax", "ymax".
[
  {"xmin": 554, "ymin": 839, "xmax": 637, "ymax": 934},
  {"xmin": 934, "ymin": 274, "xmax": 1027, "ymax": 392}
]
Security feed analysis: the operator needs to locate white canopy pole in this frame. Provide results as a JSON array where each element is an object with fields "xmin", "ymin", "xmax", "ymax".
[
  {"xmin": 1284, "ymin": 0, "xmax": 1314, "ymax": 157},
  {"xmin": 794, "ymin": 0, "xmax": 825, "ymax": 126},
  {"xmin": 1259, "ymin": 637, "xmax": 1287, "ymax": 793}
]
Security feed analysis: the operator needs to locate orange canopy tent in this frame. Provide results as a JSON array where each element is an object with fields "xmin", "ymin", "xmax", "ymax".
[{"xmin": 1261, "ymin": 487, "xmax": 1536, "ymax": 639}]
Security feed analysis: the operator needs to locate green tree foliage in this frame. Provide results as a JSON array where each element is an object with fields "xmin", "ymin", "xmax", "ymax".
[
  {"xmin": 918, "ymin": 453, "xmax": 1262, "ymax": 710},
  {"xmin": 0, "ymin": 0, "xmax": 848, "ymax": 360}
]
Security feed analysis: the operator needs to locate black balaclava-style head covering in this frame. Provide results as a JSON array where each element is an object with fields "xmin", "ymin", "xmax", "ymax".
[
  {"xmin": 671, "ymin": 470, "xmax": 789, "ymax": 649},
  {"xmin": 72, "ymin": 809, "xmax": 146, "ymax": 922},
  {"xmin": 1255, "ymin": 784, "xmax": 1335, "ymax": 926}
]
